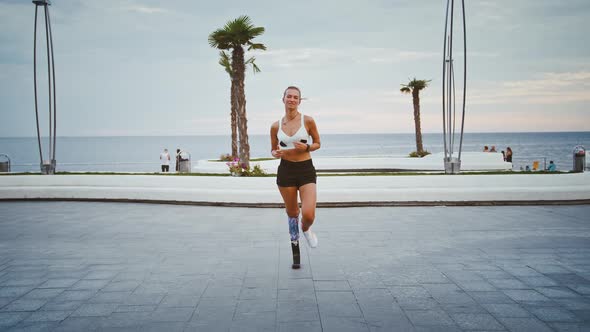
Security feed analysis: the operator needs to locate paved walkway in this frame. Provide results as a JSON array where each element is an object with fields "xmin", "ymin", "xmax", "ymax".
[{"xmin": 1, "ymin": 202, "xmax": 590, "ymax": 331}]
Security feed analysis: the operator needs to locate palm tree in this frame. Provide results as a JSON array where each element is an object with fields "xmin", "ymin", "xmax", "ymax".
[
  {"xmin": 400, "ymin": 78, "xmax": 431, "ymax": 156},
  {"xmin": 218, "ymin": 51, "xmax": 260, "ymax": 159},
  {"xmin": 209, "ymin": 15, "xmax": 266, "ymax": 166}
]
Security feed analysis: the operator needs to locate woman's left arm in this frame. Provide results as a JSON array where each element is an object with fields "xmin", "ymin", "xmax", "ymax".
[{"xmin": 307, "ymin": 116, "xmax": 321, "ymax": 152}]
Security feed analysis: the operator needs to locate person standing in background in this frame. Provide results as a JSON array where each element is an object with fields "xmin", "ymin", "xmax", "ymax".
[
  {"xmin": 505, "ymin": 147, "xmax": 513, "ymax": 163},
  {"xmin": 160, "ymin": 149, "xmax": 170, "ymax": 172},
  {"xmin": 175, "ymin": 148, "xmax": 181, "ymax": 172}
]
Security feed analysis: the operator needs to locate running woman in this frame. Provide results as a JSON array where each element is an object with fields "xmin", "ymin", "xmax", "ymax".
[{"xmin": 270, "ymin": 86, "xmax": 321, "ymax": 269}]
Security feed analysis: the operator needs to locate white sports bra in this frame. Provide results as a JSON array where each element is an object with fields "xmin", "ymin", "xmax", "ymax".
[{"xmin": 277, "ymin": 113, "xmax": 310, "ymax": 150}]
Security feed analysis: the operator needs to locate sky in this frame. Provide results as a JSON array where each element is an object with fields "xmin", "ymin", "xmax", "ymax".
[{"xmin": 1, "ymin": 0, "xmax": 589, "ymax": 137}]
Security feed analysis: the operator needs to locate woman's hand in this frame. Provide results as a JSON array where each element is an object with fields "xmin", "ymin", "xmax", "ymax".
[
  {"xmin": 271, "ymin": 145, "xmax": 284, "ymax": 158},
  {"xmin": 293, "ymin": 141, "xmax": 309, "ymax": 152}
]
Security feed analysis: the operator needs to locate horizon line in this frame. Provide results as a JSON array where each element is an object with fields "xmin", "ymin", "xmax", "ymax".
[{"xmin": 2, "ymin": 130, "xmax": 590, "ymax": 139}]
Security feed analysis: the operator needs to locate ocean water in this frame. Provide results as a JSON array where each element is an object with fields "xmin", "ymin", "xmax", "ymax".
[{"xmin": 0, "ymin": 132, "xmax": 588, "ymax": 173}]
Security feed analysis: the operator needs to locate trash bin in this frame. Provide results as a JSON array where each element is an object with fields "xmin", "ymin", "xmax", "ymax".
[
  {"xmin": 178, "ymin": 151, "xmax": 191, "ymax": 173},
  {"xmin": 0, "ymin": 154, "xmax": 10, "ymax": 172},
  {"xmin": 573, "ymin": 145, "xmax": 586, "ymax": 172}
]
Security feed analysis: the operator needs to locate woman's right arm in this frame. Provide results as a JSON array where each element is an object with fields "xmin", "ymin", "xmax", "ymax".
[{"xmin": 270, "ymin": 122, "xmax": 282, "ymax": 158}]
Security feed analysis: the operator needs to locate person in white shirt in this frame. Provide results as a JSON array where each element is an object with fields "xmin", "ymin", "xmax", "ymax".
[{"xmin": 160, "ymin": 149, "xmax": 170, "ymax": 172}]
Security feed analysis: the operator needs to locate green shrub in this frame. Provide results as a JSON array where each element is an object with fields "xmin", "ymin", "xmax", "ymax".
[
  {"xmin": 219, "ymin": 153, "xmax": 233, "ymax": 161},
  {"xmin": 408, "ymin": 150, "xmax": 431, "ymax": 158},
  {"xmin": 227, "ymin": 158, "xmax": 267, "ymax": 177}
]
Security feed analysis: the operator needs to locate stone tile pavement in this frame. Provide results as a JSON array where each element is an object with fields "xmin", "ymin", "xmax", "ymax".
[{"xmin": 0, "ymin": 202, "xmax": 589, "ymax": 331}]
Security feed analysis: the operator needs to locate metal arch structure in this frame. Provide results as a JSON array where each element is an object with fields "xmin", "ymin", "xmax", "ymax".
[
  {"xmin": 33, "ymin": 0, "xmax": 57, "ymax": 174},
  {"xmin": 442, "ymin": 0, "xmax": 467, "ymax": 174}
]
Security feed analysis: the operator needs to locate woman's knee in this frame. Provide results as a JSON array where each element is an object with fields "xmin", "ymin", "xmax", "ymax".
[
  {"xmin": 301, "ymin": 210, "xmax": 315, "ymax": 222},
  {"xmin": 286, "ymin": 207, "xmax": 300, "ymax": 218}
]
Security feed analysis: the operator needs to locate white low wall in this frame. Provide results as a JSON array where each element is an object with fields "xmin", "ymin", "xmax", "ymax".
[
  {"xmin": 1, "ymin": 172, "xmax": 588, "ymax": 206},
  {"xmin": 194, "ymin": 152, "xmax": 512, "ymax": 174}
]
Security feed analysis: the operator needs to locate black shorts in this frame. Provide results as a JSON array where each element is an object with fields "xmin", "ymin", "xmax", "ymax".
[{"xmin": 276, "ymin": 159, "xmax": 317, "ymax": 188}]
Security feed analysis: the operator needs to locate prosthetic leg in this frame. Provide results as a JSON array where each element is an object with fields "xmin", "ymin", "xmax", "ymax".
[
  {"xmin": 288, "ymin": 216, "xmax": 300, "ymax": 269},
  {"xmin": 291, "ymin": 241, "xmax": 301, "ymax": 269}
]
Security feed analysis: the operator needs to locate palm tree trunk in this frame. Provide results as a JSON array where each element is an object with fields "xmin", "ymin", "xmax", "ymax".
[
  {"xmin": 230, "ymin": 79, "xmax": 238, "ymax": 158},
  {"xmin": 232, "ymin": 46, "xmax": 250, "ymax": 167},
  {"xmin": 412, "ymin": 90, "xmax": 424, "ymax": 154}
]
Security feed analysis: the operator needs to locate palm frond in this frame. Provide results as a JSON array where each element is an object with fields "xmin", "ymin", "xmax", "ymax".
[
  {"xmin": 248, "ymin": 42, "xmax": 267, "ymax": 51},
  {"xmin": 219, "ymin": 51, "xmax": 232, "ymax": 76},
  {"xmin": 401, "ymin": 78, "xmax": 432, "ymax": 92},
  {"xmin": 245, "ymin": 56, "xmax": 261, "ymax": 74}
]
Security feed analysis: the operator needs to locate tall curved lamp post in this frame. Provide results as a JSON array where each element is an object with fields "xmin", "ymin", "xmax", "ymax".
[
  {"xmin": 442, "ymin": 0, "xmax": 466, "ymax": 174},
  {"xmin": 33, "ymin": 0, "xmax": 57, "ymax": 174}
]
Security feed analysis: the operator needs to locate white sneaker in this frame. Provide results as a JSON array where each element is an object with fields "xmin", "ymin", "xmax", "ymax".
[{"xmin": 303, "ymin": 230, "xmax": 318, "ymax": 248}]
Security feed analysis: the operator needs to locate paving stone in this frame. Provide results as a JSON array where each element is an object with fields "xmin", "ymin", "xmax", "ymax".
[
  {"xmin": 238, "ymin": 286, "xmax": 276, "ymax": 300},
  {"xmin": 320, "ymin": 316, "xmax": 369, "ymax": 332},
  {"xmin": 0, "ymin": 298, "xmax": 47, "ymax": 312},
  {"xmin": 314, "ymin": 280, "xmax": 351, "ymax": 291},
  {"xmin": 0, "ymin": 296, "xmax": 15, "ymax": 308},
  {"xmin": 0, "ymin": 278, "xmax": 46, "ymax": 287},
  {"xmin": 24, "ymin": 310, "xmax": 72, "ymax": 322},
  {"xmin": 571, "ymin": 310, "xmax": 590, "ymax": 321},
  {"xmin": 455, "ymin": 280, "xmax": 497, "ymax": 292},
  {"xmin": 547, "ymin": 274, "xmax": 590, "ymax": 285},
  {"xmin": 442, "ymin": 302, "xmax": 488, "ymax": 314},
  {"xmin": 529, "ymin": 306, "xmax": 580, "ymax": 322},
  {"xmin": 316, "ymin": 291, "xmax": 363, "ymax": 317},
  {"xmin": 468, "ymin": 291, "xmax": 516, "ymax": 304},
  {"xmin": 278, "ymin": 320, "xmax": 322, "ymax": 332},
  {"xmin": 53, "ymin": 316, "xmax": 102, "ymax": 331},
  {"xmin": 124, "ymin": 293, "xmax": 165, "ymax": 306},
  {"xmin": 38, "ymin": 279, "xmax": 79, "ymax": 289},
  {"xmin": 0, "ymin": 312, "xmax": 32, "ymax": 329},
  {"xmin": 52, "ymin": 290, "xmax": 97, "ymax": 302},
  {"xmin": 70, "ymin": 279, "xmax": 111, "ymax": 291},
  {"xmin": 482, "ymin": 303, "xmax": 532, "ymax": 318},
  {"xmin": 405, "ymin": 309, "xmax": 456, "ymax": 326},
  {"xmin": 519, "ymin": 276, "xmax": 560, "ymax": 287},
  {"xmin": 101, "ymin": 281, "xmax": 140, "ymax": 292},
  {"xmin": 89, "ymin": 291, "xmax": 132, "ymax": 304},
  {"xmin": 488, "ymin": 278, "xmax": 531, "ymax": 290},
  {"xmin": 553, "ymin": 298, "xmax": 590, "ymax": 310},
  {"xmin": 39, "ymin": 301, "xmax": 84, "ymax": 313},
  {"xmin": 535, "ymin": 287, "xmax": 584, "ymax": 299},
  {"xmin": 567, "ymin": 284, "xmax": 590, "ymax": 295},
  {"xmin": 388, "ymin": 285, "xmax": 431, "ymax": 299},
  {"xmin": 277, "ymin": 300, "xmax": 319, "ymax": 322},
  {"xmin": 0, "ymin": 287, "xmax": 34, "ymax": 298},
  {"xmin": 550, "ymin": 322, "xmax": 590, "ymax": 331},
  {"xmin": 148, "ymin": 306, "xmax": 194, "ymax": 322},
  {"xmin": 20, "ymin": 288, "xmax": 65, "ymax": 300},
  {"xmin": 451, "ymin": 313, "xmax": 505, "ymax": 330},
  {"xmin": 70, "ymin": 303, "xmax": 118, "ymax": 317},
  {"xmin": 396, "ymin": 297, "xmax": 440, "ymax": 310},
  {"xmin": 502, "ymin": 289, "xmax": 552, "ymax": 303},
  {"xmin": 497, "ymin": 317, "xmax": 554, "ymax": 332}
]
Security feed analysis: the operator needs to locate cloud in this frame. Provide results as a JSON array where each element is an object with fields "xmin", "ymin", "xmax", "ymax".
[
  {"xmin": 121, "ymin": 4, "xmax": 170, "ymax": 15},
  {"xmin": 469, "ymin": 71, "xmax": 590, "ymax": 105},
  {"xmin": 255, "ymin": 47, "xmax": 500, "ymax": 69},
  {"xmin": 256, "ymin": 47, "xmax": 439, "ymax": 68}
]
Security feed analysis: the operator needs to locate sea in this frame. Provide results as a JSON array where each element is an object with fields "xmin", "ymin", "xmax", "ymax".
[{"xmin": 0, "ymin": 132, "xmax": 588, "ymax": 173}]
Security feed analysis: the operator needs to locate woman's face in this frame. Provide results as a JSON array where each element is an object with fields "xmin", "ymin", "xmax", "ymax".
[{"xmin": 283, "ymin": 88, "xmax": 301, "ymax": 110}]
